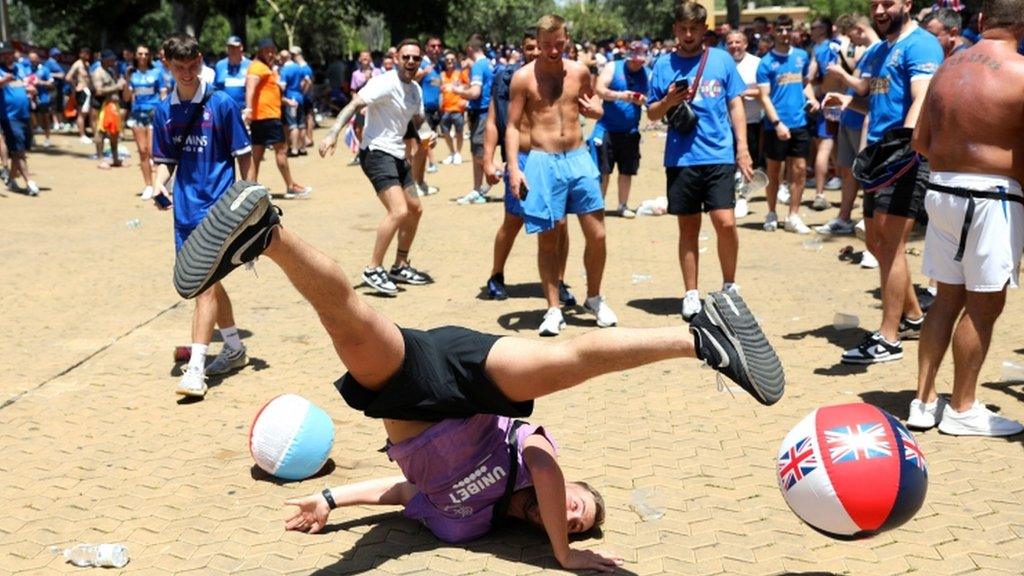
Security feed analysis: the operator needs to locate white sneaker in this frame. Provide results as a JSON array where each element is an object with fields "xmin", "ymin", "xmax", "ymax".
[
  {"xmin": 681, "ymin": 289, "xmax": 702, "ymax": 322},
  {"xmin": 42, "ymin": 138, "xmax": 52, "ymax": 148},
  {"xmin": 734, "ymin": 196, "xmax": 749, "ymax": 218},
  {"xmin": 721, "ymin": 282, "xmax": 740, "ymax": 295},
  {"xmin": 907, "ymin": 397, "xmax": 947, "ymax": 430},
  {"xmin": 26, "ymin": 181, "xmax": 39, "ymax": 196},
  {"xmin": 176, "ymin": 365, "xmax": 208, "ymax": 397},
  {"xmin": 284, "ymin": 186, "xmax": 313, "ymax": 199},
  {"xmin": 456, "ymin": 190, "xmax": 486, "ymax": 205},
  {"xmin": 763, "ymin": 211, "xmax": 778, "ymax": 232},
  {"xmin": 584, "ymin": 295, "xmax": 618, "ymax": 328},
  {"xmin": 442, "ymin": 154, "xmax": 455, "ymax": 165},
  {"xmin": 140, "ymin": 185, "xmax": 154, "ymax": 200},
  {"xmin": 825, "ymin": 176, "xmax": 842, "ymax": 190},
  {"xmin": 812, "ymin": 194, "xmax": 830, "ymax": 211},
  {"xmin": 416, "ymin": 183, "xmax": 439, "ymax": 197},
  {"xmin": 453, "ymin": 152, "xmax": 463, "ymax": 165},
  {"xmin": 815, "ymin": 218, "xmax": 855, "ymax": 235},
  {"xmin": 206, "ymin": 344, "xmax": 248, "ymax": 375},
  {"xmin": 937, "ymin": 401, "xmax": 1024, "ymax": 437},
  {"xmin": 861, "ymin": 250, "xmax": 879, "ymax": 269},
  {"xmin": 784, "ymin": 214, "xmax": 811, "ymax": 234},
  {"xmin": 79, "ymin": 135, "xmax": 92, "ymax": 145},
  {"xmin": 777, "ymin": 184, "xmax": 791, "ymax": 205},
  {"xmin": 426, "ymin": 163, "xmax": 439, "ymax": 174},
  {"xmin": 538, "ymin": 307, "xmax": 566, "ymax": 336}
]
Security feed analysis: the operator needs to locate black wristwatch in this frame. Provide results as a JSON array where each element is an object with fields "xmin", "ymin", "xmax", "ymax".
[
  {"xmin": 321, "ymin": 488, "xmax": 337, "ymax": 510},
  {"xmin": 771, "ymin": 119, "xmax": 781, "ymax": 127}
]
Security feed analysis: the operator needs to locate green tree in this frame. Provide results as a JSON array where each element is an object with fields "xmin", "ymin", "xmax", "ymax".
[
  {"xmin": 605, "ymin": 0, "xmax": 674, "ymax": 38},
  {"xmin": 444, "ymin": 0, "xmax": 555, "ymax": 46},
  {"xmin": 561, "ymin": 1, "xmax": 626, "ymax": 42}
]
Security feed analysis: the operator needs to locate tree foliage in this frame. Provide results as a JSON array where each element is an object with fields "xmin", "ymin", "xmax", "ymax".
[
  {"xmin": 561, "ymin": 1, "xmax": 627, "ymax": 42},
  {"xmin": 444, "ymin": 0, "xmax": 556, "ymax": 46}
]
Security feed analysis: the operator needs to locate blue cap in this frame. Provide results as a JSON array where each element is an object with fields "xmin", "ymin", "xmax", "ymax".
[
  {"xmin": 226, "ymin": 35, "xmax": 243, "ymax": 47},
  {"xmin": 100, "ymin": 49, "xmax": 116, "ymax": 61},
  {"xmin": 49, "ymin": 47, "xmax": 62, "ymax": 57},
  {"xmin": 256, "ymin": 38, "xmax": 276, "ymax": 50}
]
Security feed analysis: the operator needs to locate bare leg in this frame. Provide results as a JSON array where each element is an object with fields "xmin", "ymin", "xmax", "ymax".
[
  {"xmin": 557, "ymin": 224, "xmax": 570, "ymax": 281},
  {"xmin": 949, "ymin": 288, "xmax": 1006, "ymax": 411},
  {"xmin": 273, "ymin": 142, "xmax": 298, "ymax": 189},
  {"xmin": 192, "ymin": 284, "xmax": 220, "ymax": 345},
  {"xmin": 454, "ymin": 125, "xmax": 464, "ymax": 157},
  {"xmin": 472, "ymin": 155, "xmax": 484, "ymax": 190},
  {"xmin": 786, "ymin": 156, "xmax": 806, "ymax": 217},
  {"xmin": 263, "ymin": 226, "xmax": 404, "ymax": 389},
  {"xmin": 393, "ymin": 186, "xmax": 423, "ymax": 267},
  {"xmin": 677, "ymin": 214, "xmax": 701, "ymax": 291},
  {"xmin": 213, "ymin": 283, "xmax": 237, "ymax": 329},
  {"xmin": 577, "ymin": 211, "xmax": 607, "ymax": 299},
  {"xmin": 874, "ymin": 212, "xmax": 918, "ymax": 342},
  {"xmin": 537, "ymin": 223, "xmax": 565, "ymax": 308},
  {"xmin": 814, "ymin": 138, "xmax": 833, "ymax": 197},
  {"xmin": 837, "ymin": 167, "xmax": 857, "ymax": 222},
  {"xmin": 132, "ymin": 126, "xmax": 153, "ymax": 187},
  {"xmin": 915, "ymin": 282, "xmax": 965, "ymax": 403},
  {"xmin": 485, "ymin": 327, "xmax": 696, "ymax": 402},
  {"xmin": 600, "ymin": 174, "xmax": 610, "ymax": 199},
  {"xmin": 491, "ymin": 213, "xmax": 525, "ymax": 277},
  {"xmin": 109, "ymin": 132, "xmax": 122, "ymax": 167},
  {"xmin": 765, "ymin": 159, "xmax": 782, "ymax": 213},
  {"xmin": 617, "ymin": 174, "xmax": 632, "ymax": 209},
  {"xmin": 708, "ymin": 208, "xmax": 738, "ymax": 285},
  {"xmin": 248, "ymin": 145, "xmax": 265, "ymax": 181},
  {"xmin": 372, "ymin": 185, "xmax": 410, "ymax": 268}
]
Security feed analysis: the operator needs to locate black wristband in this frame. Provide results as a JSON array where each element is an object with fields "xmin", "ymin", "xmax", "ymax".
[{"xmin": 321, "ymin": 488, "xmax": 337, "ymax": 510}]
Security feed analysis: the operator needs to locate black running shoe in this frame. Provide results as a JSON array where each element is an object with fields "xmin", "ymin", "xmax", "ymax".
[
  {"xmin": 897, "ymin": 314, "xmax": 925, "ymax": 340},
  {"xmin": 689, "ymin": 291, "xmax": 785, "ymax": 406},
  {"xmin": 559, "ymin": 282, "xmax": 577, "ymax": 307},
  {"xmin": 173, "ymin": 181, "xmax": 280, "ymax": 299},
  {"xmin": 487, "ymin": 274, "xmax": 509, "ymax": 300},
  {"xmin": 841, "ymin": 331, "xmax": 903, "ymax": 364},
  {"xmin": 389, "ymin": 263, "xmax": 432, "ymax": 285}
]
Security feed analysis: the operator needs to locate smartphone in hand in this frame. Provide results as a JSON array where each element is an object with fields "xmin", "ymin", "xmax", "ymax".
[{"xmin": 153, "ymin": 191, "xmax": 172, "ymax": 209}]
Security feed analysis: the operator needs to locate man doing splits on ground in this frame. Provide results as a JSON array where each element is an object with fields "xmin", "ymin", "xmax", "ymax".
[{"xmin": 170, "ymin": 181, "xmax": 786, "ymax": 571}]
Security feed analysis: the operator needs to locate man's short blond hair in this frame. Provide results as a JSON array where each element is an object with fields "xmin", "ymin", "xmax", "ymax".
[{"xmin": 537, "ymin": 14, "xmax": 567, "ymax": 34}]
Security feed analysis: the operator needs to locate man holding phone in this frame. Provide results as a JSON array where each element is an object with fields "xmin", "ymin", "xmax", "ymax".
[
  {"xmin": 646, "ymin": 1, "xmax": 752, "ymax": 322},
  {"xmin": 151, "ymin": 34, "xmax": 254, "ymax": 398}
]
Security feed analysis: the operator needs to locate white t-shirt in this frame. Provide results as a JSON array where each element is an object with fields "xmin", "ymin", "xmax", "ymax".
[
  {"xmin": 358, "ymin": 70, "xmax": 424, "ymax": 159},
  {"xmin": 200, "ymin": 64, "xmax": 216, "ymax": 85},
  {"xmin": 735, "ymin": 52, "xmax": 763, "ymax": 124}
]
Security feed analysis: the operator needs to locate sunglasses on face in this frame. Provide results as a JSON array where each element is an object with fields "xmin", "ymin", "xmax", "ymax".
[
  {"xmin": 400, "ymin": 55, "xmax": 422, "ymax": 62},
  {"xmin": 776, "ymin": 27, "xmax": 793, "ymax": 34}
]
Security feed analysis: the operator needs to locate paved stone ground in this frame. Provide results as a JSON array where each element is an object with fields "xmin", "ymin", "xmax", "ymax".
[{"xmin": 1, "ymin": 130, "xmax": 1022, "ymax": 575}]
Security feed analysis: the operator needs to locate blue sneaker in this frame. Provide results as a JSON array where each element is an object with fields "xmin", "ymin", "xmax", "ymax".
[
  {"xmin": 487, "ymin": 274, "xmax": 508, "ymax": 300},
  {"xmin": 559, "ymin": 282, "xmax": 577, "ymax": 307}
]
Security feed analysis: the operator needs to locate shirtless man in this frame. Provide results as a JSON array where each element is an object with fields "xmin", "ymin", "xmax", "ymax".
[
  {"xmin": 66, "ymin": 47, "xmax": 94, "ymax": 144},
  {"xmin": 907, "ymin": 0, "xmax": 1024, "ymax": 437},
  {"xmin": 507, "ymin": 14, "xmax": 616, "ymax": 337},
  {"xmin": 481, "ymin": 31, "xmax": 574, "ymax": 305},
  {"xmin": 170, "ymin": 182, "xmax": 786, "ymax": 572}
]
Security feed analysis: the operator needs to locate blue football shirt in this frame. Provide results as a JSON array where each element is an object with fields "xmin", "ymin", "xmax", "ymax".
[
  {"xmin": 34, "ymin": 64, "xmax": 53, "ymax": 105},
  {"xmin": 859, "ymin": 25, "xmax": 943, "ymax": 144},
  {"xmin": 213, "ymin": 57, "xmax": 250, "ymax": 108},
  {"xmin": 1, "ymin": 66, "xmax": 31, "ymax": 120},
  {"xmin": 152, "ymin": 82, "xmax": 252, "ymax": 229},
  {"xmin": 419, "ymin": 57, "xmax": 441, "ymax": 111},
  {"xmin": 468, "ymin": 56, "xmax": 493, "ymax": 112},
  {"xmin": 648, "ymin": 48, "xmax": 746, "ymax": 167},
  {"xmin": 130, "ymin": 67, "xmax": 164, "ymax": 112},
  {"xmin": 598, "ymin": 59, "xmax": 649, "ymax": 133},
  {"xmin": 756, "ymin": 48, "xmax": 811, "ymax": 129},
  {"xmin": 280, "ymin": 61, "xmax": 306, "ymax": 102}
]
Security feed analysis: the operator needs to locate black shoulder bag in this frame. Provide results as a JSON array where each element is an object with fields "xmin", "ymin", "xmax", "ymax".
[{"xmin": 667, "ymin": 48, "xmax": 710, "ymax": 135}]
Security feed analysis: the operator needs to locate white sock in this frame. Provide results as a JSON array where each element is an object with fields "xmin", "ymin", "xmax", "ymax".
[
  {"xmin": 188, "ymin": 343, "xmax": 208, "ymax": 372},
  {"xmin": 220, "ymin": 327, "xmax": 242, "ymax": 350}
]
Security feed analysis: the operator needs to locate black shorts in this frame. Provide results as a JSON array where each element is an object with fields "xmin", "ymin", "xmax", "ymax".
[
  {"xmin": 250, "ymin": 118, "xmax": 285, "ymax": 146},
  {"xmin": 764, "ymin": 126, "xmax": 811, "ymax": 162},
  {"xmin": 666, "ymin": 163, "xmax": 736, "ymax": 215},
  {"xmin": 337, "ymin": 326, "xmax": 532, "ymax": 421},
  {"xmin": 35, "ymin": 102, "xmax": 51, "ymax": 114},
  {"xmin": 359, "ymin": 148, "xmax": 415, "ymax": 192},
  {"xmin": 424, "ymin": 108, "xmax": 441, "ymax": 130},
  {"xmin": 597, "ymin": 131, "xmax": 641, "ymax": 176},
  {"xmin": 864, "ymin": 157, "xmax": 930, "ymax": 220}
]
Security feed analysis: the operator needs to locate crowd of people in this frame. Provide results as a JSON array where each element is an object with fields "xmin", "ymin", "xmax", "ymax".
[{"xmin": 8, "ymin": 0, "xmax": 1024, "ymax": 568}]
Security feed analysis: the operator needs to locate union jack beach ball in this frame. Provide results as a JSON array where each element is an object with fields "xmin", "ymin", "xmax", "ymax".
[
  {"xmin": 249, "ymin": 394, "xmax": 335, "ymax": 481},
  {"xmin": 777, "ymin": 403, "xmax": 927, "ymax": 537}
]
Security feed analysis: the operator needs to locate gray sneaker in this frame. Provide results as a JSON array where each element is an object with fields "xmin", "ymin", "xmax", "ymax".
[{"xmin": 206, "ymin": 344, "xmax": 248, "ymax": 375}]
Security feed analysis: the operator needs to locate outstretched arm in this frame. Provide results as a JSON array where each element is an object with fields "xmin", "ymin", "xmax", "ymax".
[
  {"xmin": 482, "ymin": 98, "xmax": 502, "ymax": 185},
  {"xmin": 284, "ymin": 476, "xmax": 417, "ymax": 534},
  {"xmin": 319, "ymin": 94, "xmax": 367, "ymax": 157},
  {"xmin": 523, "ymin": 435, "xmax": 623, "ymax": 573}
]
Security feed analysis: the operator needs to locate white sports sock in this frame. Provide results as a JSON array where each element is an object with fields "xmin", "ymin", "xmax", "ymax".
[
  {"xmin": 188, "ymin": 343, "xmax": 208, "ymax": 372},
  {"xmin": 220, "ymin": 327, "xmax": 242, "ymax": 350}
]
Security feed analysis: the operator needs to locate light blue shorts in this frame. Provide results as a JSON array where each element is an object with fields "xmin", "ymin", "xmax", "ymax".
[
  {"xmin": 503, "ymin": 152, "xmax": 530, "ymax": 218},
  {"xmin": 522, "ymin": 147, "xmax": 604, "ymax": 234}
]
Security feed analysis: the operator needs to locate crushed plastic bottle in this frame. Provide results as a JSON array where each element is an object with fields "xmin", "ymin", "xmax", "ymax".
[
  {"xmin": 126, "ymin": 219, "xmax": 141, "ymax": 229},
  {"xmin": 1001, "ymin": 360, "xmax": 1024, "ymax": 382},
  {"xmin": 832, "ymin": 312, "xmax": 859, "ymax": 331},
  {"xmin": 631, "ymin": 273, "xmax": 652, "ymax": 284},
  {"xmin": 802, "ymin": 237, "xmax": 823, "ymax": 252},
  {"xmin": 51, "ymin": 544, "xmax": 129, "ymax": 568},
  {"xmin": 628, "ymin": 488, "xmax": 665, "ymax": 522}
]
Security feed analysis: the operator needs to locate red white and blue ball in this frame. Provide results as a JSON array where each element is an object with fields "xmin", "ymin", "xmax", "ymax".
[
  {"xmin": 249, "ymin": 394, "xmax": 335, "ymax": 481},
  {"xmin": 776, "ymin": 403, "xmax": 927, "ymax": 537}
]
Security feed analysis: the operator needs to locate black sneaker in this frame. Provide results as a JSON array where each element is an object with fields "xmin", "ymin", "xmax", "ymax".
[
  {"xmin": 363, "ymin": 266, "xmax": 399, "ymax": 295},
  {"xmin": 841, "ymin": 331, "xmax": 903, "ymax": 364},
  {"xmin": 173, "ymin": 181, "xmax": 279, "ymax": 299},
  {"xmin": 389, "ymin": 263, "xmax": 432, "ymax": 285},
  {"xmin": 487, "ymin": 274, "xmax": 509, "ymax": 300},
  {"xmin": 897, "ymin": 314, "xmax": 925, "ymax": 340},
  {"xmin": 689, "ymin": 291, "xmax": 785, "ymax": 406},
  {"xmin": 559, "ymin": 282, "xmax": 577, "ymax": 307}
]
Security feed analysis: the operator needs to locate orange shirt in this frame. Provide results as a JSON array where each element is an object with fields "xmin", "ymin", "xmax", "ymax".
[
  {"xmin": 248, "ymin": 60, "xmax": 281, "ymax": 120},
  {"xmin": 440, "ymin": 69, "xmax": 469, "ymax": 113}
]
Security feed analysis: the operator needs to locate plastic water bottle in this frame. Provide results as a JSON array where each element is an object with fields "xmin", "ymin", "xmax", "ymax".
[
  {"xmin": 52, "ymin": 544, "xmax": 129, "ymax": 568},
  {"xmin": 126, "ymin": 218, "xmax": 141, "ymax": 229},
  {"xmin": 802, "ymin": 237, "xmax": 823, "ymax": 252},
  {"xmin": 833, "ymin": 312, "xmax": 860, "ymax": 331},
  {"xmin": 1001, "ymin": 360, "xmax": 1024, "ymax": 382},
  {"xmin": 631, "ymin": 273, "xmax": 652, "ymax": 284}
]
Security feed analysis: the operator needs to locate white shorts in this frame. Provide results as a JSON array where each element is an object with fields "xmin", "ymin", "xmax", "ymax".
[{"xmin": 922, "ymin": 172, "xmax": 1024, "ymax": 292}]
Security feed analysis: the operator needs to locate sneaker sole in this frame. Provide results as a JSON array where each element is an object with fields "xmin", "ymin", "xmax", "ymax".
[
  {"xmin": 389, "ymin": 275, "xmax": 430, "ymax": 286},
  {"xmin": 175, "ymin": 384, "xmax": 208, "ymax": 398},
  {"xmin": 937, "ymin": 423, "xmax": 1024, "ymax": 437},
  {"xmin": 206, "ymin": 355, "xmax": 249, "ymax": 376},
  {"xmin": 703, "ymin": 292, "xmax": 785, "ymax": 405},
  {"xmin": 539, "ymin": 323, "xmax": 565, "ymax": 337},
  {"xmin": 585, "ymin": 305, "xmax": 617, "ymax": 328},
  {"xmin": 173, "ymin": 181, "xmax": 270, "ymax": 299},
  {"xmin": 840, "ymin": 352, "xmax": 903, "ymax": 365},
  {"xmin": 905, "ymin": 420, "xmax": 936, "ymax": 431}
]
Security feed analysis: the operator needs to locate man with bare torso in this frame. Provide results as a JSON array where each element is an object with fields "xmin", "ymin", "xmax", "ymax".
[
  {"xmin": 907, "ymin": 0, "xmax": 1024, "ymax": 437},
  {"xmin": 507, "ymin": 14, "xmax": 617, "ymax": 337}
]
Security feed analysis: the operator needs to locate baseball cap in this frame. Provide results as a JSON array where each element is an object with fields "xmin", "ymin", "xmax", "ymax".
[
  {"xmin": 226, "ymin": 35, "xmax": 243, "ymax": 47},
  {"xmin": 100, "ymin": 49, "xmax": 116, "ymax": 61},
  {"xmin": 49, "ymin": 47, "xmax": 62, "ymax": 57},
  {"xmin": 256, "ymin": 38, "xmax": 276, "ymax": 50}
]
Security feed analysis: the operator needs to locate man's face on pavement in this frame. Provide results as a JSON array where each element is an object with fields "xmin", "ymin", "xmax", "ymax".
[
  {"xmin": 169, "ymin": 55, "xmax": 202, "ymax": 88},
  {"xmin": 871, "ymin": 0, "xmax": 911, "ymax": 37},
  {"xmin": 674, "ymin": 19, "xmax": 707, "ymax": 53},
  {"xmin": 725, "ymin": 33, "xmax": 748, "ymax": 61},
  {"xmin": 522, "ymin": 38, "xmax": 540, "ymax": 64},
  {"xmin": 397, "ymin": 45, "xmax": 422, "ymax": 81},
  {"xmin": 538, "ymin": 28, "xmax": 568, "ymax": 64}
]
